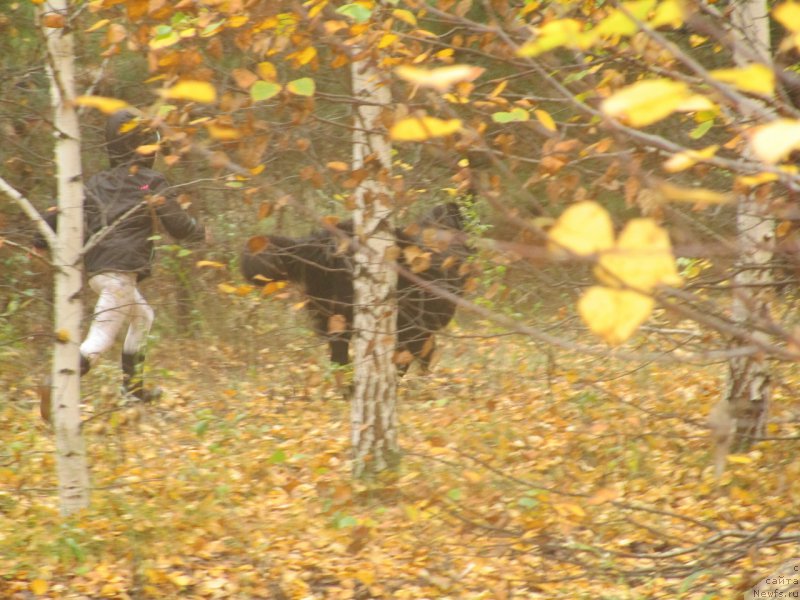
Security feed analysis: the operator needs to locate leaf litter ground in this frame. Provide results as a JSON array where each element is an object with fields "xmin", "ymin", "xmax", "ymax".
[{"xmin": 2, "ymin": 314, "xmax": 799, "ymax": 599}]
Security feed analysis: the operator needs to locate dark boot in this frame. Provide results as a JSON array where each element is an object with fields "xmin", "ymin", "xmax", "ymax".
[
  {"xmin": 121, "ymin": 352, "xmax": 162, "ymax": 403},
  {"xmin": 39, "ymin": 354, "xmax": 91, "ymax": 423}
]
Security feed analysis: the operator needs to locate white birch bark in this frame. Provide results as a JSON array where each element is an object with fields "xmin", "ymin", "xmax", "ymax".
[
  {"xmin": 350, "ymin": 55, "xmax": 398, "ymax": 477},
  {"xmin": 713, "ymin": 0, "xmax": 773, "ymax": 472},
  {"xmin": 41, "ymin": 0, "xmax": 90, "ymax": 514}
]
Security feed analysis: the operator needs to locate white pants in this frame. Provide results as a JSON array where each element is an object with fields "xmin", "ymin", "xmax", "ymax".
[{"xmin": 80, "ymin": 272, "xmax": 154, "ymax": 366}]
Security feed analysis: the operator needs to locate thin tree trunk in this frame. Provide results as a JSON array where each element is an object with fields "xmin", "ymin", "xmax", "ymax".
[
  {"xmin": 42, "ymin": 0, "xmax": 90, "ymax": 514},
  {"xmin": 715, "ymin": 0, "xmax": 773, "ymax": 468},
  {"xmin": 350, "ymin": 54, "xmax": 398, "ymax": 478}
]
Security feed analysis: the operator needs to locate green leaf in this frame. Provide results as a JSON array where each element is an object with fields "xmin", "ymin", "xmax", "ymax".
[
  {"xmin": 286, "ymin": 77, "xmax": 315, "ymax": 97},
  {"xmin": 251, "ymin": 81, "xmax": 282, "ymax": 102},
  {"xmin": 332, "ymin": 513, "xmax": 358, "ymax": 528},
  {"xmin": 269, "ymin": 449, "xmax": 287, "ymax": 464},
  {"xmin": 491, "ymin": 108, "xmax": 530, "ymax": 123},
  {"xmin": 689, "ymin": 119, "xmax": 713, "ymax": 140},
  {"xmin": 64, "ymin": 537, "xmax": 86, "ymax": 562},
  {"xmin": 518, "ymin": 497, "xmax": 539, "ymax": 508},
  {"xmin": 447, "ymin": 488, "xmax": 463, "ymax": 501},
  {"xmin": 200, "ymin": 20, "xmax": 224, "ymax": 37},
  {"xmin": 335, "ymin": 3, "xmax": 373, "ymax": 23}
]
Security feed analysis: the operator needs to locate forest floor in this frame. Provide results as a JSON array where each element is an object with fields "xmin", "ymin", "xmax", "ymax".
[{"xmin": 1, "ymin": 305, "xmax": 800, "ymax": 599}]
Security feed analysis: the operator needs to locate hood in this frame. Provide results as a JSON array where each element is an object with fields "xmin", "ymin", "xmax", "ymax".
[{"xmin": 105, "ymin": 110, "xmax": 159, "ymax": 168}]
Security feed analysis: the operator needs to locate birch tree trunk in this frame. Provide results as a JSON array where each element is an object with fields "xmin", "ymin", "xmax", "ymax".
[
  {"xmin": 713, "ymin": 0, "xmax": 773, "ymax": 471},
  {"xmin": 41, "ymin": 0, "xmax": 90, "ymax": 514},
  {"xmin": 350, "ymin": 54, "xmax": 398, "ymax": 478}
]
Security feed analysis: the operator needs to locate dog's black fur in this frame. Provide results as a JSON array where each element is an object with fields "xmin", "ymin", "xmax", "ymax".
[{"xmin": 241, "ymin": 203, "xmax": 470, "ymax": 374}]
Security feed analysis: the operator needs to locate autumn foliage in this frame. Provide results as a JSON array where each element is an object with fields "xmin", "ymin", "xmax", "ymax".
[{"xmin": 3, "ymin": 0, "xmax": 800, "ymax": 597}]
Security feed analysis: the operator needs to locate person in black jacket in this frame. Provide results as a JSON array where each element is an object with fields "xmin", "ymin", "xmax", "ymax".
[{"xmin": 36, "ymin": 109, "xmax": 206, "ymax": 403}]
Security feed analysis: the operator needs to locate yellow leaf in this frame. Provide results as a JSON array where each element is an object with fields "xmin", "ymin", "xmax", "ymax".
[
  {"xmin": 578, "ymin": 286, "xmax": 654, "ymax": 345},
  {"xmin": 256, "ymin": 61, "xmax": 277, "ymax": 81},
  {"xmin": 161, "ymin": 80, "xmax": 217, "ymax": 104},
  {"xmin": 662, "ymin": 145, "xmax": 719, "ymax": 172},
  {"xmin": 675, "ymin": 94, "xmax": 716, "ymax": 113},
  {"xmin": 169, "ymin": 573, "xmax": 194, "ymax": 587},
  {"xmin": 293, "ymin": 46, "xmax": 317, "ymax": 66},
  {"xmin": 135, "ymin": 143, "xmax": 159, "ymax": 156},
  {"xmin": 597, "ymin": 218, "xmax": 681, "ymax": 291},
  {"xmin": 774, "ymin": 2, "xmax": 800, "ymax": 34},
  {"xmin": 392, "ymin": 9, "xmax": 417, "ymax": 26},
  {"xmin": 727, "ymin": 454, "xmax": 753, "ymax": 464},
  {"xmin": 30, "ymin": 579, "xmax": 49, "ymax": 595},
  {"xmin": 601, "ymin": 78, "xmax": 692, "ymax": 127},
  {"xmin": 649, "ymin": 0, "xmax": 685, "ymax": 28},
  {"xmin": 218, "ymin": 283, "xmax": 237, "ymax": 294},
  {"xmin": 552, "ymin": 502, "xmax": 587, "ymax": 518},
  {"xmin": 736, "ymin": 172, "xmax": 780, "ymax": 187},
  {"xmin": 488, "ymin": 80, "xmax": 507, "ymax": 99},
  {"xmin": 326, "ymin": 161, "xmax": 350, "ymax": 172},
  {"xmin": 378, "ymin": 33, "xmax": 399, "ymax": 49},
  {"xmin": 517, "ymin": 18, "xmax": 584, "ymax": 57},
  {"xmin": 395, "ymin": 64, "xmax": 485, "ymax": 92},
  {"xmin": 73, "ymin": 95, "xmax": 130, "ymax": 114},
  {"xmin": 534, "ymin": 109, "xmax": 557, "ymax": 132},
  {"xmin": 404, "ymin": 503, "xmax": 421, "ymax": 522},
  {"xmin": 323, "ymin": 19, "xmax": 349, "ymax": 35},
  {"xmin": 206, "ymin": 123, "xmax": 243, "ymax": 140},
  {"xmin": 144, "ymin": 568, "xmax": 166, "ymax": 584},
  {"xmin": 226, "ymin": 14, "xmax": 249, "ymax": 28},
  {"xmin": 354, "ymin": 570, "xmax": 375, "ymax": 586},
  {"xmin": 196, "ymin": 260, "xmax": 226, "ymax": 269},
  {"xmin": 463, "ymin": 470, "xmax": 483, "ymax": 484},
  {"xmin": 55, "ymin": 329, "xmax": 71, "ymax": 343},
  {"xmin": 548, "ymin": 201, "xmax": 614, "ymax": 257},
  {"xmin": 594, "ymin": 0, "xmax": 656, "ymax": 38},
  {"xmin": 748, "ymin": 119, "xmax": 800, "ymax": 164},
  {"xmin": 389, "ymin": 116, "xmax": 463, "ymax": 141},
  {"xmin": 710, "ymin": 64, "xmax": 775, "ymax": 96},
  {"xmin": 656, "ymin": 181, "xmax": 733, "ymax": 205},
  {"xmin": 85, "ymin": 18, "xmax": 110, "ymax": 33}
]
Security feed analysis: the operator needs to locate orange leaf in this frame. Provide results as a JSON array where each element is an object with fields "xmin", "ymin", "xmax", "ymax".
[
  {"xmin": 586, "ymin": 487, "xmax": 620, "ymax": 505},
  {"xmin": 326, "ymin": 161, "xmax": 350, "ymax": 172},
  {"xmin": 247, "ymin": 236, "xmax": 269, "ymax": 254},
  {"xmin": 42, "ymin": 13, "xmax": 66, "ymax": 28},
  {"xmin": 232, "ymin": 68, "xmax": 258, "ymax": 89}
]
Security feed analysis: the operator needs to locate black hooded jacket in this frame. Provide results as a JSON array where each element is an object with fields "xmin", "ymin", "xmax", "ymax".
[{"xmin": 37, "ymin": 110, "xmax": 204, "ymax": 279}]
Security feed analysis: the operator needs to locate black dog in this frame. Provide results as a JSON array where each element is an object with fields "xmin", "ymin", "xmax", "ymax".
[{"xmin": 241, "ymin": 203, "xmax": 470, "ymax": 374}]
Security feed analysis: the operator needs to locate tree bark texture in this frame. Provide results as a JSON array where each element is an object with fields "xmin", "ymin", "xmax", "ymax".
[
  {"xmin": 720, "ymin": 0, "xmax": 773, "ymax": 456},
  {"xmin": 42, "ymin": 0, "xmax": 91, "ymax": 514},
  {"xmin": 350, "ymin": 55, "xmax": 399, "ymax": 478}
]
